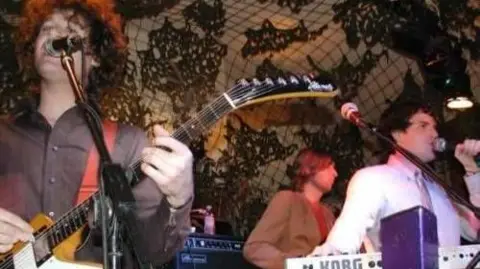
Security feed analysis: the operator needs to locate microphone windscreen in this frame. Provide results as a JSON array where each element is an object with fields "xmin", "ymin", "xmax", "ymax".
[
  {"xmin": 340, "ymin": 102, "xmax": 358, "ymax": 120},
  {"xmin": 433, "ymin": 137, "xmax": 447, "ymax": 152}
]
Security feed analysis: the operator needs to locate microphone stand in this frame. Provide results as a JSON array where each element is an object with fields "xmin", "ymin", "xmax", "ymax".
[
  {"xmin": 353, "ymin": 118, "xmax": 480, "ymax": 269},
  {"xmin": 59, "ymin": 50, "xmax": 145, "ymax": 269}
]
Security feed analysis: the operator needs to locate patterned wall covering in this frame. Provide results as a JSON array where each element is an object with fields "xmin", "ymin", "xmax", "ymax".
[{"xmin": 1, "ymin": 0, "xmax": 480, "ymax": 237}]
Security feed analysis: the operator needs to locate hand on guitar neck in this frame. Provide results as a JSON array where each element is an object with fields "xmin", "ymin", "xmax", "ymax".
[
  {"xmin": 0, "ymin": 207, "xmax": 34, "ymax": 253},
  {"xmin": 140, "ymin": 125, "xmax": 194, "ymax": 209}
]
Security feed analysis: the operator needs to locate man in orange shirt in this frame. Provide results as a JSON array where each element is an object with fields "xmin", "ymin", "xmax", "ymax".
[{"xmin": 243, "ymin": 148, "xmax": 338, "ymax": 269}]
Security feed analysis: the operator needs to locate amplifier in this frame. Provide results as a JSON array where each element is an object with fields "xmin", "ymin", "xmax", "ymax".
[{"xmin": 160, "ymin": 233, "xmax": 258, "ymax": 269}]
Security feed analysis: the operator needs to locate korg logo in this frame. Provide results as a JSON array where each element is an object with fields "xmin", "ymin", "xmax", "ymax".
[{"xmin": 318, "ymin": 258, "xmax": 363, "ymax": 269}]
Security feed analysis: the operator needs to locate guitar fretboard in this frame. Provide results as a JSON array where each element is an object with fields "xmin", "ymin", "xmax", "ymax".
[
  {"xmin": 128, "ymin": 95, "xmax": 233, "ymax": 184},
  {"xmin": 174, "ymin": 99, "xmax": 232, "ymax": 143}
]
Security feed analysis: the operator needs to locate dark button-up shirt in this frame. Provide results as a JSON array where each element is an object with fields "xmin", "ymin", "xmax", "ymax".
[{"xmin": 0, "ymin": 106, "xmax": 191, "ymax": 267}]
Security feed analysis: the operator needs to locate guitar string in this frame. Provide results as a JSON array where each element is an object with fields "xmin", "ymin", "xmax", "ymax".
[
  {"xmin": 0, "ymin": 76, "xmax": 324, "ymax": 269},
  {"xmin": 4, "ymin": 245, "xmax": 39, "ymax": 269}
]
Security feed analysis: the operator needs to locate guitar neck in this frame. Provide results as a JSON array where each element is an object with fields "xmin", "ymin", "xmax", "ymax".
[{"xmin": 127, "ymin": 94, "xmax": 234, "ymax": 184}]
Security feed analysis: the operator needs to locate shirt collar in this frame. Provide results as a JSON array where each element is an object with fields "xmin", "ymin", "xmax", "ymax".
[
  {"xmin": 13, "ymin": 104, "xmax": 88, "ymax": 131},
  {"xmin": 387, "ymin": 154, "xmax": 422, "ymax": 181}
]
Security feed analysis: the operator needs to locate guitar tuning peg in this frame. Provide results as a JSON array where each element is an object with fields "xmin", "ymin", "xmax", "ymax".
[
  {"xmin": 239, "ymin": 78, "xmax": 249, "ymax": 86},
  {"xmin": 265, "ymin": 77, "xmax": 274, "ymax": 85},
  {"xmin": 277, "ymin": 77, "xmax": 287, "ymax": 85},
  {"xmin": 289, "ymin": 75, "xmax": 299, "ymax": 84},
  {"xmin": 302, "ymin": 75, "xmax": 312, "ymax": 84}
]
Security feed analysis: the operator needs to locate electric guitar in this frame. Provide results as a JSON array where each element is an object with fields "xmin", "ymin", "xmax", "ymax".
[{"xmin": 0, "ymin": 74, "xmax": 339, "ymax": 269}]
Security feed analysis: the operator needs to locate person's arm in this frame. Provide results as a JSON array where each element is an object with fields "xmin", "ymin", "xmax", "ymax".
[
  {"xmin": 453, "ymin": 139, "xmax": 480, "ymax": 241},
  {"xmin": 243, "ymin": 191, "xmax": 298, "ymax": 269},
  {"xmin": 131, "ymin": 178, "xmax": 192, "ymax": 265},
  {"xmin": 465, "ymin": 172, "xmax": 480, "ymax": 206},
  {"xmin": 456, "ymin": 173, "xmax": 480, "ymax": 241},
  {"xmin": 0, "ymin": 207, "xmax": 34, "ymax": 253},
  {"xmin": 122, "ymin": 125, "xmax": 193, "ymax": 265},
  {"xmin": 312, "ymin": 168, "xmax": 385, "ymax": 255}
]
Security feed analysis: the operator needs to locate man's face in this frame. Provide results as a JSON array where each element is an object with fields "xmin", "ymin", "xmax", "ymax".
[
  {"xmin": 392, "ymin": 111, "xmax": 439, "ymax": 162},
  {"xmin": 312, "ymin": 163, "xmax": 338, "ymax": 193},
  {"xmin": 34, "ymin": 9, "xmax": 96, "ymax": 83}
]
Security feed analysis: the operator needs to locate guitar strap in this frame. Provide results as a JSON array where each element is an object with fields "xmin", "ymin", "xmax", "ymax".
[{"xmin": 75, "ymin": 120, "xmax": 118, "ymax": 205}]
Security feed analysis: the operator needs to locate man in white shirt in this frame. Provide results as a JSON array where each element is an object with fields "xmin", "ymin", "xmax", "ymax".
[{"xmin": 311, "ymin": 100, "xmax": 480, "ymax": 255}]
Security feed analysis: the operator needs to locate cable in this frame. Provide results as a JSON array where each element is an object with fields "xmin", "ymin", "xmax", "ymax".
[
  {"xmin": 79, "ymin": 44, "xmax": 110, "ymax": 269},
  {"xmin": 185, "ymin": 235, "xmax": 196, "ymax": 269},
  {"xmin": 466, "ymin": 250, "xmax": 480, "ymax": 269}
]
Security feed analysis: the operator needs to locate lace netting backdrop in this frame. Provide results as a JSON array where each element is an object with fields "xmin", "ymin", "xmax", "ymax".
[{"xmin": 1, "ymin": 0, "xmax": 480, "ymax": 236}]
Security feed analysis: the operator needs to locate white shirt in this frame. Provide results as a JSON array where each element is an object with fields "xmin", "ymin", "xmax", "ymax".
[{"xmin": 320, "ymin": 155, "xmax": 480, "ymax": 254}]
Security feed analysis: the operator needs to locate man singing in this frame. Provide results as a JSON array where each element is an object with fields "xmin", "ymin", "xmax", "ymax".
[{"xmin": 311, "ymin": 99, "xmax": 480, "ymax": 255}]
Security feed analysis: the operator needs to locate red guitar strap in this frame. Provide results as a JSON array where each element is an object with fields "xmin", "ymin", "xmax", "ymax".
[{"xmin": 75, "ymin": 120, "xmax": 118, "ymax": 205}]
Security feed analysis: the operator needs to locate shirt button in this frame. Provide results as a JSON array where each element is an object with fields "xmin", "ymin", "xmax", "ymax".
[
  {"xmin": 49, "ymin": 177, "xmax": 56, "ymax": 184},
  {"xmin": 52, "ymin": 146, "xmax": 59, "ymax": 151},
  {"xmin": 48, "ymin": 211, "xmax": 55, "ymax": 217}
]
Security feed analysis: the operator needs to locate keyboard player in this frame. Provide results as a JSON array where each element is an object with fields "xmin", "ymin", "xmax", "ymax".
[{"xmin": 243, "ymin": 149, "xmax": 338, "ymax": 269}]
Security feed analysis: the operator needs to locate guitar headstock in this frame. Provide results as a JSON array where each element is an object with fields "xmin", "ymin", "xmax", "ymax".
[{"xmin": 226, "ymin": 74, "xmax": 340, "ymax": 109}]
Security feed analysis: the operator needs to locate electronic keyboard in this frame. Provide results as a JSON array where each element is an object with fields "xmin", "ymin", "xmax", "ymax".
[{"xmin": 285, "ymin": 244, "xmax": 480, "ymax": 269}]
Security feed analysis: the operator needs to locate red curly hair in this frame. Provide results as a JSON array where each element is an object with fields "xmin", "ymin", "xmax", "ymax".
[
  {"xmin": 292, "ymin": 148, "xmax": 333, "ymax": 191},
  {"xmin": 15, "ymin": 0, "xmax": 128, "ymax": 101}
]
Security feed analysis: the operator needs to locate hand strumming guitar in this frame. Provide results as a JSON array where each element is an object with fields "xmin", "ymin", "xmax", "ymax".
[{"xmin": 0, "ymin": 207, "xmax": 34, "ymax": 253}]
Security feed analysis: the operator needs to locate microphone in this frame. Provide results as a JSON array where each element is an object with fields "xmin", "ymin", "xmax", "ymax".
[
  {"xmin": 433, "ymin": 137, "xmax": 480, "ymax": 166},
  {"xmin": 433, "ymin": 137, "xmax": 450, "ymax": 153},
  {"xmin": 44, "ymin": 36, "xmax": 84, "ymax": 56},
  {"xmin": 340, "ymin": 102, "xmax": 369, "ymax": 128}
]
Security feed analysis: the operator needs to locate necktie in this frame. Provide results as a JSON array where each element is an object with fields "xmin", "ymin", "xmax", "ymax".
[{"xmin": 414, "ymin": 171, "xmax": 434, "ymax": 213}]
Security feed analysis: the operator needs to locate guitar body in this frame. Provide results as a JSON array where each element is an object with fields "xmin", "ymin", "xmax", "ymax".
[{"xmin": 0, "ymin": 214, "xmax": 100, "ymax": 268}]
